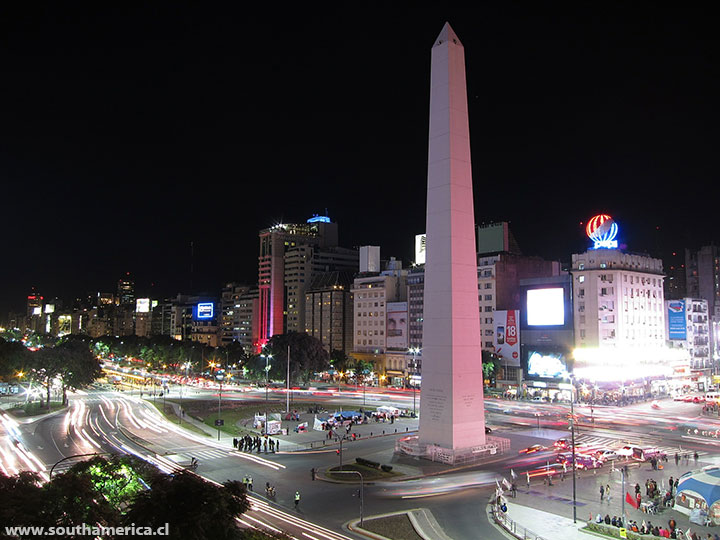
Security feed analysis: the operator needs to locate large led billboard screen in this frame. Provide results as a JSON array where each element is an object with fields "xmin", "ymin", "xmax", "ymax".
[
  {"xmin": 527, "ymin": 350, "xmax": 570, "ymax": 379},
  {"xmin": 136, "ymin": 298, "xmax": 150, "ymax": 313},
  {"xmin": 526, "ymin": 288, "xmax": 565, "ymax": 326}
]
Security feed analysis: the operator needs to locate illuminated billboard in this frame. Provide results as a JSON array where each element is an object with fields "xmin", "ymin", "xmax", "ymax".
[
  {"xmin": 494, "ymin": 310, "xmax": 520, "ymax": 367},
  {"xmin": 136, "ymin": 298, "xmax": 150, "ymax": 313},
  {"xmin": 526, "ymin": 288, "xmax": 565, "ymax": 326},
  {"xmin": 586, "ymin": 214, "xmax": 619, "ymax": 249},
  {"xmin": 668, "ymin": 301, "xmax": 687, "ymax": 340},
  {"xmin": 415, "ymin": 234, "xmax": 426, "ymax": 265},
  {"xmin": 386, "ymin": 302, "xmax": 408, "ymax": 350},
  {"xmin": 194, "ymin": 302, "xmax": 214, "ymax": 320},
  {"xmin": 527, "ymin": 350, "xmax": 570, "ymax": 379}
]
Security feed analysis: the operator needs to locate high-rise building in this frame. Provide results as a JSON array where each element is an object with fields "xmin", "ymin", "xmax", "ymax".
[
  {"xmin": 117, "ymin": 274, "xmax": 135, "ymax": 306},
  {"xmin": 686, "ymin": 245, "xmax": 720, "ymax": 362},
  {"xmin": 257, "ymin": 216, "xmax": 357, "ymax": 349},
  {"xmin": 26, "ymin": 293, "xmax": 44, "ymax": 333},
  {"xmin": 666, "ymin": 298, "xmax": 711, "ymax": 382},
  {"xmin": 220, "ymin": 283, "xmax": 259, "ymax": 353},
  {"xmin": 572, "ymin": 249, "xmax": 665, "ymax": 351},
  {"xmin": 304, "ymin": 271, "xmax": 355, "ymax": 354}
]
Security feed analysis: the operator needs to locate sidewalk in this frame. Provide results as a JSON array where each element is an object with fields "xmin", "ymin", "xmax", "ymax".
[{"xmin": 502, "ymin": 455, "xmax": 719, "ymax": 539}]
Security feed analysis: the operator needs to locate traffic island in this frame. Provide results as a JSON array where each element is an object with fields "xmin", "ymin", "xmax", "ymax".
[
  {"xmin": 347, "ymin": 509, "xmax": 453, "ymax": 540},
  {"xmin": 325, "ymin": 462, "xmax": 400, "ymax": 482}
]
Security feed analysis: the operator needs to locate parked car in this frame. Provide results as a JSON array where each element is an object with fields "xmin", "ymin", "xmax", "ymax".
[{"xmin": 531, "ymin": 396, "xmax": 545, "ymax": 402}]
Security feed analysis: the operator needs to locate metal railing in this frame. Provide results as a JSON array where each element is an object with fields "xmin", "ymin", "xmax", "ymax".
[{"xmin": 490, "ymin": 502, "xmax": 547, "ymax": 540}]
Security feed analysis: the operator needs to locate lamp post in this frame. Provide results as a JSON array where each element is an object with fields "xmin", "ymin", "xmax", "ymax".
[
  {"xmin": 260, "ymin": 351, "xmax": 272, "ymax": 435},
  {"xmin": 179, "ymin": 362, "xmax": 190, "ymax": 425},
  {"xmin": 409, "ymin": 347, "xmax": 420, "ymax": 417},
  {"xmin": 286, "ymin": 345, "xmax": 290, "ymax": 415},
  {"xmin": 568, "ymin": 375, "xmax": 577, "ymax": 524},
  {"xmin": 331, "ymin": 470, "xmax": 364, "ymax": 527},
  {"xmin": 216, "ymin": 371, "xmax": 224, "ymax": 441}
]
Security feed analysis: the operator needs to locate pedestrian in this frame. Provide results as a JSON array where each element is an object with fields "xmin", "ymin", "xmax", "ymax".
[
  {"xmin": 233, "ymin": 437, "xmax": 238, "ymax": 449},
  {"xmin": 294, "ymin": 490, "xmax": 301, "ymax": 509},
  {"xmin": 600, "ymin": 484, "xmax": 605, "ymax": 501},
  {"xmin": 526, "ymin": 471, "xmax": 530, "ymax": 490},
  {"xmin": 311, "ymin": 467, "xmax": 316, "ymax": 481},
  {"xmin": 635, "ymin": 483, "xmax": 641, "ymax": 495},
  {"xmin": 606, "ymin": 484, "xmax": 611, "ymax": 503},
  {"xmin": 511, "ymin": 482, "xmax": 517, "ymax": 498},
  {"xmin": 694, "ymin": 451, "xmax": 699, "ymax": 465}
]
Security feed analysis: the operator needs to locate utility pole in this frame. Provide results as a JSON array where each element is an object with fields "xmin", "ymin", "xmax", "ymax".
[{"xmin": 286, "ymin": 345, "xmax": 290, "ymax": 414}]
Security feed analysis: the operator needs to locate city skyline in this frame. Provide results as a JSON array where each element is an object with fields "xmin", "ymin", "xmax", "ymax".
[{"xmin": 2, "ymin": 7, "xmax": 718, "ymax": 313}]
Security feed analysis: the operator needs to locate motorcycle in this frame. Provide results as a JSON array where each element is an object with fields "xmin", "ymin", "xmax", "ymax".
[{"xmin": 265, "ymin": 485, "xmax": 276, "ymax": 498}]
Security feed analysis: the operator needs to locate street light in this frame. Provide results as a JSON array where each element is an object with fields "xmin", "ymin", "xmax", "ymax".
[
  {"xmin": 331, "ymin": 469, "xmax": 364, "ymax": 527},
  {"xmin": 179, "ymin": 361, "xmax": 191, "ymax": 425},
  {"xmin": 216, "ymin": 371, "xmax": 224, "ymax": 441},
  {"xmin": 260, "ymin": 351, "xmax": 272, "ymax": 435},
  {"xmin": 567, "ymin": 375, "xmax": 578, "ymax": 524},
  {"xmin": 409, "ymin": 347, "xmax": 421, "ymax": 417}
]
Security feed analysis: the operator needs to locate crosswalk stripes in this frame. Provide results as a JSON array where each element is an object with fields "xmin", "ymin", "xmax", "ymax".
[
  {"xmin": 178, "ymin": 448, "xmax": 229, "ymax": 461},
  {"xmin": 573, "ymin": 433, "xmax": 707, "ymax": 457}
]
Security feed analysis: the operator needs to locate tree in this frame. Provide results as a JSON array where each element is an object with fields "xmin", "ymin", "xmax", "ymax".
[
  {"xmin": 264, "ymin": 333, "xmax": 330, "ymax": 384},
  {"xmin": 328, "ymin": 349, "xmax": 350, "ymax": 373},
  {"xmin": 0, "ymin": 338, "xmax": 29, "ymax": 381},
  {"xmin": 482, "ymin": 350, "xmax": 500, "ymax": 387},
  {"xmin": 123, "ymin": 471, "xmax": 249, "ymax": 540},
  {"xmin": 52, "ymin": 338, "xmax": 102, "ymax": 404}
]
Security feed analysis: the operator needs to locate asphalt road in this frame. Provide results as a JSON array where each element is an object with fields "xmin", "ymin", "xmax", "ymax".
[{"xmin": 4, "ymin": 387, "xmax": 720, "ymax": 540}]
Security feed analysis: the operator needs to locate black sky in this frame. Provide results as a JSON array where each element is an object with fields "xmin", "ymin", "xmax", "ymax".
[{"xmin": 1, "ymin": 6, "xmax": 718, "ymax": 313}]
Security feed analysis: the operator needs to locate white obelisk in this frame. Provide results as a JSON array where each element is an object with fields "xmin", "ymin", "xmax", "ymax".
[{"xmin": 418, "ymin": 23, "xmax": 486, "ymax": 454}]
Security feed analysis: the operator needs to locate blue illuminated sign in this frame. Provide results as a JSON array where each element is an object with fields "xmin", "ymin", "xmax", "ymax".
[
  {"xmin": 196, "ymin": 302, "xmax": 214, "ymax": 320},
  {"xmin": 668, "ymin": 301, "xmax": 686, "ymax": 340},
  {"xmin": 307, "ymin": 215, "xmax": 331, "ymax": 223}
]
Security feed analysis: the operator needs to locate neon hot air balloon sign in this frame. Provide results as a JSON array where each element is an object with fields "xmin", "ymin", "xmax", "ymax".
[{"xmin": 586, "ymin": 214, "xmax": 619, "ymax": 249}]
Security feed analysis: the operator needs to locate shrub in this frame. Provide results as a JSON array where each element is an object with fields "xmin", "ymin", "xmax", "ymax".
[{"xmin": 355, "ymin": 457, "xmax": 380, "ymax": 469}]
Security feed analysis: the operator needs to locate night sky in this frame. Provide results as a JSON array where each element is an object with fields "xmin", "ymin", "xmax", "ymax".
[{"xmin": 1, "ymin": 6, "xmax": 718, "ymax": 314}]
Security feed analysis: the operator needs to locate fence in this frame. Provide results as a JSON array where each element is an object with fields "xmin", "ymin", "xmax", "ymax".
[{"xmin": 489, "ymin": 502, "xmax": 547, "ymax": 540}]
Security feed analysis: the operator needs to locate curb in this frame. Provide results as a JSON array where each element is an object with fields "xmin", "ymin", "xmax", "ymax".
[{"xmin": 345, "ymin": 508, "xmax": 454, "ymax": 540}]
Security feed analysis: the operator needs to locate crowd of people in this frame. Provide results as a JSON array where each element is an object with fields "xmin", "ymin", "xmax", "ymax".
[
  {"xmin": 233, "ymin": 434, "xmax": 278, "ymax": 453},
  {"xmin": 593, "ymin": 514, "xmax": 720, "ymax": 539}
]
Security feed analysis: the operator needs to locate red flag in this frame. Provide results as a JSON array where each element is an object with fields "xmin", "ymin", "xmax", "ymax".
[{"xmin": 626, "ymin": 492, "xmax": 638, "ymax": 509}]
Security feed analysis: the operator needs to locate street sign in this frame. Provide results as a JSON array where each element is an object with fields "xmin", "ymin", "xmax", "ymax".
[{"xmin": 214, "ymin": 419, "xmax": 224, "ymax": 426}]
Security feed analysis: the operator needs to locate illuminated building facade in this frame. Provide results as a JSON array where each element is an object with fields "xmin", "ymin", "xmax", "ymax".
[
  {"xmin": 257, "ymin": 216, "xmax": 357, "ymax": 350},
  {"xmin": 220, "ymin": 283, "xmax": 259, "ymax": 354},
  {"xmin": 304, "ymin": 271, "xmax": 354, "ymax": 354},
  {"xmin": 572, "ymin": 249, "xmax": 665, "ymax": 350},
  {"xmin": 686, "ymin": 245, "xmax": 720, "ymax": 364},
  {"xmin": 666, "ymin": 298, "xmax": 711, "ymax": 382},
  {"xmin": 351, "ymin": 259, "xmax": 408, "ymax": 385}
]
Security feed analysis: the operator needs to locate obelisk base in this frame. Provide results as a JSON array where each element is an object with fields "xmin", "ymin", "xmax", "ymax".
[{"xmin": 395, "ymin": 435, "xmax": 511, "ymax": 465}]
